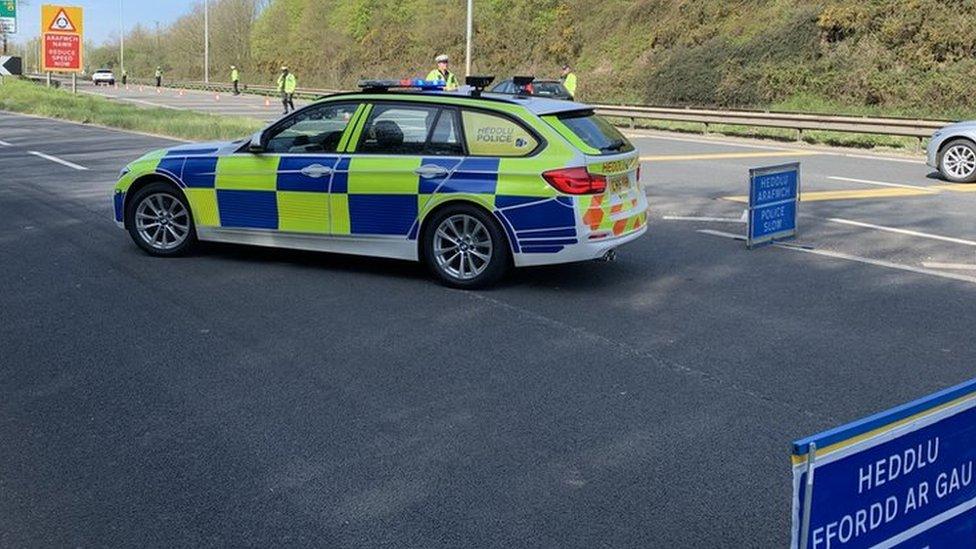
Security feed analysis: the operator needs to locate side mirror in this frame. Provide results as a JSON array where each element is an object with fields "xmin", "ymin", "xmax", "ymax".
[{"xmin": 248, "ymin": 131, "xmax": 265, "ymax": 153}]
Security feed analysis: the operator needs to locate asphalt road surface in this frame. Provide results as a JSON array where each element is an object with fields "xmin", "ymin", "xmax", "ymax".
[
  {"xmin": 2, "ymin": 109, "xmax": 975, "ymax": 547},
  {"xmin": 80, "ymin": 80, "xmax": 307, "ymax": 122}
]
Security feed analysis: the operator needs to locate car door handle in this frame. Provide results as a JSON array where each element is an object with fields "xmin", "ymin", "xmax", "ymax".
[
  {"xmin": 414, "ymin": 164, "xmax": 450, "ymax": 178},
  {"xmin": 300, "ymin": 164, "xmax": 333, "ymax": 178}
]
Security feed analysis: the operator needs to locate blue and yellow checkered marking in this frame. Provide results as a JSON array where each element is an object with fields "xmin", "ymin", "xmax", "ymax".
[
  {"xmin": 113, "ymin": 191, "xmax": 125, "ymax": 222},
  {"xmin": 217, "ymin": 190, "xmax": 278, "ymax": 229},
  {"xmin": 161, "ymin": 151, "xmax": 579, "ymax": 253},
  {"xmin": 183, "ymin": 157, "xmax": 218, "ymax": 188}
]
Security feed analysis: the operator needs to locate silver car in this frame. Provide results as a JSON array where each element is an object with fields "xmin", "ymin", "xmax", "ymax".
[{"xmin": 927, "ymin": 122, "xmax": 976, "ymax": 183}]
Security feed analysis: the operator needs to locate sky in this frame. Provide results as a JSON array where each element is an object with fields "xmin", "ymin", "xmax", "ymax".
[{"xmin": 11, "ymin": 0, "xmax": 200, "ymax": 45}]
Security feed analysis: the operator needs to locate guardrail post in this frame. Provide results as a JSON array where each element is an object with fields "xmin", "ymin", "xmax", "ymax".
[
  {"xmin": 630, "ymin": 117, "xmax": 635, "ymax": 129},
  {"xmin": 46, "ymin": 72, "xmax": 51, "ymax": 88},
  {"xmin": 915, "ymin": 136, "xmax": 923, "ymax": 153},
  {"xmin": 796, "ymin": 128, "xmax": 804, "ymax": 142},
  {"xmin": 703, "ymin": 122, "xmax": 710, "ymax": 135},
  {"xmin": 71, "ymin": 73, "xmax": 77, "ymax": 94}
]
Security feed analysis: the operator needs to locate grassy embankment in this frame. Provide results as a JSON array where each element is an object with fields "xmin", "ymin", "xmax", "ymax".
[{"xmin": 0, "ymin": 78, "xmax": 263, "ymax": 141}]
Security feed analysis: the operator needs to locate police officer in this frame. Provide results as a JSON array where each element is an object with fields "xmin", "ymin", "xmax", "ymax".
[
  {"xmin": 154, "ymin": 66, "xmax": 162, "ymax": 88},
  {"xmin": 277, "ymin": 66, "xmax": 297, "ymax": 114},
  {"xmin": 231, "ymin": 65, "xmax": 240, "ymax": 95},
  {"xmin": 561, "ymin": 63, "xmax": 577, "ymax": 99},
  {"xmin": 426, "ymin": 54, "xmax": 459, "ymax": 91}
]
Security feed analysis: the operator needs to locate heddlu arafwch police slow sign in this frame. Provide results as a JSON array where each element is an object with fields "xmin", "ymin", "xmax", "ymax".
[
  {"xmin": 790, "ymin": 378, "xmax": 976, "ymax": 549},
  {"xmin": 748, "ymin": 162, "xmax": 799, "ymax": 248}
]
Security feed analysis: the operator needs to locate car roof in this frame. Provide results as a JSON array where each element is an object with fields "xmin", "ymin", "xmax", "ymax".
[{"xmin": 318, "ymin": 90, "xmax": 588, "ymax": 116}]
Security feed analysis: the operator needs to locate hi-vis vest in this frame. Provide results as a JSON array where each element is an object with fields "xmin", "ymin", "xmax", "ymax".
[{"xmin": 426, "ymin": 69, "xmax": 459, "ymax": 91}]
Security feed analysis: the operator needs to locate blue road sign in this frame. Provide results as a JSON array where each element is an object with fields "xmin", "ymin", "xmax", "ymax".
[
  {"xmin": 748, "ymin": 163, "xmax": 799, "ymax": 247},
  {"xmin": 790, "ymin": 378, "xmax": 976, "ymax": 549}
]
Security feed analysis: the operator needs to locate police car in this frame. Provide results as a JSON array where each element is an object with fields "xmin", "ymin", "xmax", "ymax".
[{"xmin": 112, "ymin": 77, "xmax": 647, "ymax": 288}]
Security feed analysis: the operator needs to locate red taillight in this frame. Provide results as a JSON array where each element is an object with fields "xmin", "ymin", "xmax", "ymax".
[
  {"xmin": 541, "ymin": 167, "xmax": 607, "ymax": 195},
  {"xmin": 636, "ymin": 164, "xmax": 642, "ymax": 182}
]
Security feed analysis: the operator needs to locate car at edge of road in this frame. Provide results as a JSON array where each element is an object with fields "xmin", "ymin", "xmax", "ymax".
[
  {"xmin": 91, "ymin": 69, "xmax": 116, "ymax": 86},
  {"xmin": 491, "ymin": 78, "xmax": 574, "ymax": 101},
  {"xmin": 111, "ymin": 80, "xmax": 647, "ymax": 288},
  {"xmin": 928, "ymin": 121, "xmax": 976, "ymax": 183}
]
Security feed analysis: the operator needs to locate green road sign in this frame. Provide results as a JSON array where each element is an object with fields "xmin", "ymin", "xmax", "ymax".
[{"xmin": 0, "ymin": 0, "xmax": 16, "ymax": 34}]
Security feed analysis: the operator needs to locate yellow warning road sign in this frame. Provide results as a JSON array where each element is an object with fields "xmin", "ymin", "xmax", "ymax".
[{"xmin": 41, "ymin": 5, "xmax": 83, "ymax": 73}]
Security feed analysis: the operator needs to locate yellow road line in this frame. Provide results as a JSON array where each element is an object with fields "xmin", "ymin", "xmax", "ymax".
[
  {"xmin": 939, "ymin": 184, "xmax": 976, "ymax": 192},
  {"xmin": 641, "ymin": 150, "xmax": 822, "ymax": 162},
  {"xmin": 723, "ymin": 187, "xmax": 937, "ymax": 203}
]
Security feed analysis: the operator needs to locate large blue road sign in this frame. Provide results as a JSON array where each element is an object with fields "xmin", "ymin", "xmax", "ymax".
[
  {"xmin": 790, "ymin": 378, "xmax": 976, "ymax": 549},
  {"xmin": 748, "ymin": 162, "xmax": 799, "ymax": 247}
]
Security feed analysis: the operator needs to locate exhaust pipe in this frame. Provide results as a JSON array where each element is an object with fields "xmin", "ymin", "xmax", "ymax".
[{"xmin": 599, "ymin": 249, "xmax": 617, "ymax": 262}]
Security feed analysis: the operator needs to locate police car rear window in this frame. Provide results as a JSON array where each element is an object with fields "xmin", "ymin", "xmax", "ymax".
[{"xmin": 556, "ymin": 111, "xmax": 634, "ymax": 155}]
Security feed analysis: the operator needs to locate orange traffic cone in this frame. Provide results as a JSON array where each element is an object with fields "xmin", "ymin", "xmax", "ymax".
[
  {"xmin": 156, "ymin": 87, "xmax": 161, "ymax": 94},
  {"xmin": 264, "ymin": 96, "xmax": 271, "ymax": 108},
  {"xmin": 214, "ymin": 92, "xmax": 220, "ymax": 101},
  {"xmin": 139, "ymin": 85, "xmax": 144, "ymax": 92},
  {"xmin": 179, "ymin": 89, "xmax": 185, "ymax": 96}
]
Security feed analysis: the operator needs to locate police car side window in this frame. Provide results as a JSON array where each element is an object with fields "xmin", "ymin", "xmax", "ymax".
[
  {"xmin": 427, "ymin": 109, "xmax": 463, "ymax": 156},
  {"xmin": 357, "ymin": 104, "xmax": 438, "ymax": 155},
  {"xmin": 461, "ymin": 110, "xmax": 538, "ymax": 157},
  {"xmin": 265, "ymin": 103, "xmax": 359, "ymax": 154}
]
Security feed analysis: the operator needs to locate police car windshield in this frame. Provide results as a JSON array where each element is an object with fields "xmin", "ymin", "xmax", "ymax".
[{"xmin": 557, "ymin": 111, "xmax": 635, "ymax": 154}]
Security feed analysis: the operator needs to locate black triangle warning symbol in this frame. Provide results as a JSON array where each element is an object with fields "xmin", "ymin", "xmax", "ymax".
[{"xmin": 49, "ymin": 9, "xmax": 77, "ymax": 32}]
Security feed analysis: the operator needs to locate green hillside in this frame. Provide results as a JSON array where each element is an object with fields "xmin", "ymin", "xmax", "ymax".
[{"xmin": 72, "ymin": 0, "xmax": 976, "ymax": 118}]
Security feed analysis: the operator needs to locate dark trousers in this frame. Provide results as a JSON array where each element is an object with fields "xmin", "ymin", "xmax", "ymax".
[
  {"xmin": 233, "ymin": 80, "xmax": 239, "ymax": 94},
  {"xmin": 155, "ymin": 76, "xmax": 161, "ymax": 87},
  {"xmin": 281, "ymin": 92, "xmax": 294, "ymax": 113},
  {"xmin": 122, "ymin": 75, "xmax": 127, "ymax": 85}
]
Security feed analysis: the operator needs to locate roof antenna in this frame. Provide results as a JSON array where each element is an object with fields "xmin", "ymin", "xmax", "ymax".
[
  {"xmin": 465, "ymin": 75, "xmax": 495, "ymax": 97},
  {"xmin": 512, "ymin": 76, "xmax": 535, "ymax": 97}
]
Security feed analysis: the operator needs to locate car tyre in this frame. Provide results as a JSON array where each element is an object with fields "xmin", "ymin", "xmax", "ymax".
[
  {"xmin": 938, "ymin": 139, "xmax": 976, "ymax": 183},
  {"xmin": 422, "ymin": 203, "xmax": 510, "ymax": 289},
  {"xmin": 125, "ymin": 181, "xmax": 197, "ymax": 257}
]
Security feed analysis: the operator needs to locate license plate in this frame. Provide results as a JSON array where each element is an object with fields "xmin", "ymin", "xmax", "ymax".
[{"xmin": 608, "ymin": 173, "xmax": 630, "ymax": 194}]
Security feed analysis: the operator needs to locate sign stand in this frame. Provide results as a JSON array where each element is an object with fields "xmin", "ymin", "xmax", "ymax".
[
  {"xmin": 798, "ymin": 442, "xmax": 816, "ymax": 549},
  {"xmin": 747, "ymin": 162, "xmax": 800, "ymax": 248}
]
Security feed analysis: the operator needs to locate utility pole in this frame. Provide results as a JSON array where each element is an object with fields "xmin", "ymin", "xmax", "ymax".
[
  {"xmin": 203, "ymin": 0, "xmax": 209, "ymax": 83},
  {"xmin": 464, "ymin": 0, "xmax": 473, "ymax": 76},
  {"xmin": 119, "ymin": 0, "xmax": 124, "ymax": 73}
]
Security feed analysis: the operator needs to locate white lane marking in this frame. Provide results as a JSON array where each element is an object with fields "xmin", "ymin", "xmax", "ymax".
[
  {"xmin": 779, "ymin": 245, "xmax": 976, "ymax": 285},
  {"xmin": 0, "ymin": 139, "xmax": 12, "ymax": 146},
  {"xmin": 696, "ymin": 230, "xmax": 976, "ymax": 284},
  {"xmin": 696, "ymin": 229, "xmax": 744, "ymax": 240},
  {"xmin": 624, "ymin": 132, "xmax": 925, "ymax": 164},
  {"xmin": 837, "ymin": 153, "xmax": 925, "ymax": 165},
  {"xmin": 827, "ymin": 176, "xmax": 933, "ymax": 191},
  {"xmin": 664, "ymin": 215, "xmax": 746, "ymax": 223},
  {"xmin": 825, "ymin": 218, "xmax": 976, "ymax": 247},
  {"xmin": 28, "ymin": 150, "xmax": 88, "ymax": 170},
  {"xmin": 922, "ymin": 262, "xmax": 976, "ymax": 271}
]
